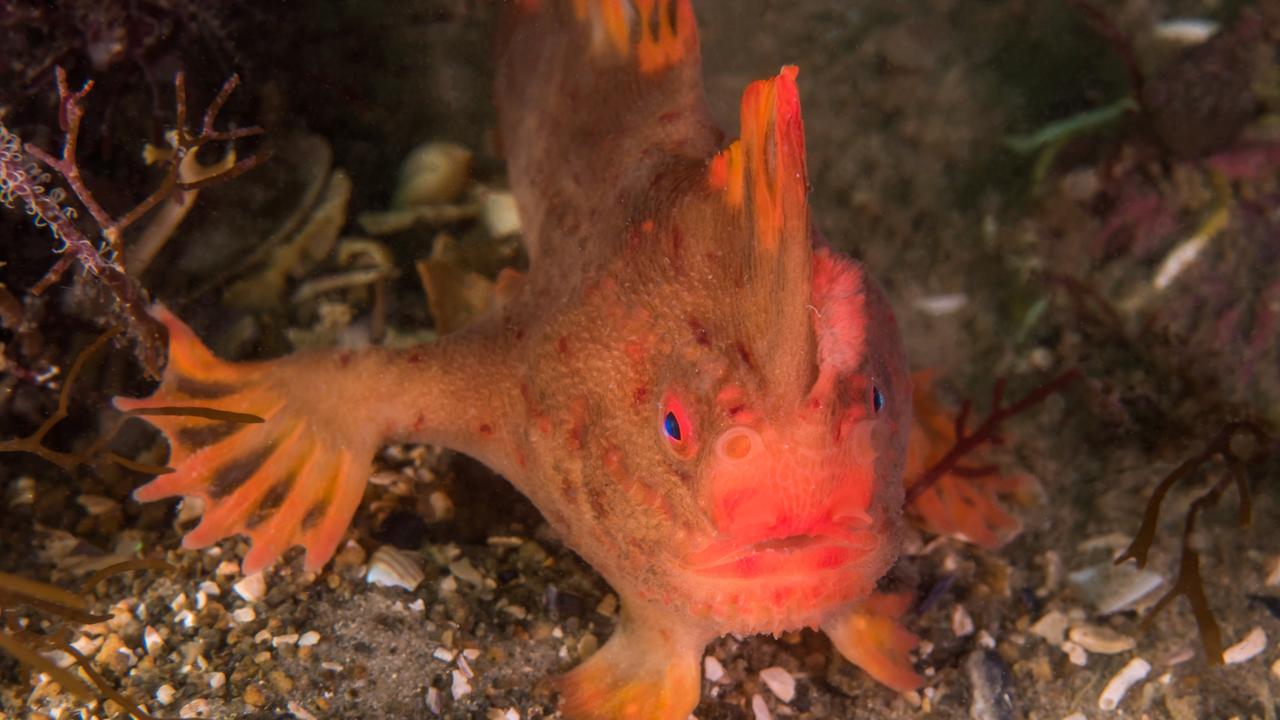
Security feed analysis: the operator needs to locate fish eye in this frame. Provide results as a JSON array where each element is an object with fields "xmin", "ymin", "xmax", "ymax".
[
  {"xmin": 663, "ymin": 411, "xmax": 682, "ymax": 441},
  {"xmin": 659, "ymin": 392, "xmax": 694, "ymax": 455},
  {"xmin": 872, "ymin": 386, "xmax": 884, "ymax": 414}
]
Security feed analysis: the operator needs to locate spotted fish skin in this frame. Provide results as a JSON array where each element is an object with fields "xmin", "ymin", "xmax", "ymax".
[{"xmin": 119, "ymin": 2, "xmax": 923, "ymax": 717}]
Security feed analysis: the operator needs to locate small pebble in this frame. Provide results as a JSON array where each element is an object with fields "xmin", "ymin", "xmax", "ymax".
[
  {"xmin": 208, "ymin": 672, "xmax": 226, "ymax": 690},
  {"xmin": 952, "ymin": 605, "xmax": 975, "ymax": 637},
  {"xmin": 759, "ymin": 666, "xmax": 795, "ymax": 703},
  {"xmin": 215, "ymin": 560, "xmax": 240, "ymax": 576},
  {"xmin": 198, "ymin": 581, "xmax": 220, "ymax": 596},
  {"xmin": 1061, "ymin": 713, "xmax": 1087, "ymax": 720},
  {"xmin": 1221, "ymin": 627, "xmax": 1266, "ymax": 664},
  {"xmin": 298, "ymin": 631, "xmax": 321, "ymax": 647},
  {"xmin": 1266, "ymin": 556, "xmax": 1280, "ymax": 587},
  {"xmin": 595, "ymin": 594, "xmax": 618, "ymax": 617},
  {"xmin": 243, "ymin": 683, "xmax": 266, "ymax": 708},
  {"xmin": 434, "ymin": 647, "xmax": 457, "ymax": 663},
  {"xmin": 179, "ymin": 699, "xmax": 212, "ymax": 718},
  {"xmin": 155, "ymin": 684, "xmax": 176, "ymax": 706},
  {"xmin": 1030, "ymin": 610, "xmax": 1069, "ymax": 645},
  {"xmin": 287, "ymin": 702, "xmax": 318, "ymax": 720},
  {"xmin": 143, "ymin": 626, "xmax": 165, "ymax": 655},
  {"xmin": 1060, "ymin": 640, "xmax": 1088, "ymax": 666},
  {"xmin": 451, "ymin": 669, "xmax": 473, "ymax": 699},
  {"xmin": 272, "ymin": 633, "xmax": 299, "ymax": 648},
  {"xmin": 426, "ymin": 686, "xmax": 443, "ymax": 714},
  {"xmin": 77, "ymin": 494, "xmax": 119, "ymax": 515},
  {"xmin": 449, "ymin": 558, "xmax": 485, "ymax": 587},
  {"xmin": 751, "ymin": 693, "xmax": 772, "ymax": 720},
  {"xmin": 231, "ymin": 607, "xmax": 256, "ymax": 624},
  {"xmin": 704, "ymin": 655, "xmax": 725, "ymax": 683},
  {"xmin": 1271, "ymin": 657, "xmax": 1280, "ymax": 681},
  {"xmin": 965, "ymin": 650, "xmax": 1017, "ymax": 720},
  {"xmin": 1068, "ymin": 624, "xmax": 1135, "ymax": 655},
  {"xmin": 1098, "ymin": 657, "xmax": 1150, "ymax": 711},
  {"xmin": 234, "ymin": 573, "xmax": 266, "ymax": 602}
]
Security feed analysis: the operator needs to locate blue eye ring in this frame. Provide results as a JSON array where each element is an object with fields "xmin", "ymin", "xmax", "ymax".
[
  {"xmin": 872, "ymin": 386, "xmax": 884, "ymax": 414},
  {"xmin": 663, "ymin": 411, "xmax": 682, "ymax": 441}
]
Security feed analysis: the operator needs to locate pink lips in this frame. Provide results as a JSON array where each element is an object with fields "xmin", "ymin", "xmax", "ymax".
[{"xmin": 682, "ymin": 524, "xmax": 880, "ymax": 579}]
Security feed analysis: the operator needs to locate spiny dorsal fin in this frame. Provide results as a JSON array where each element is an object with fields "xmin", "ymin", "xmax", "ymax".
[{"xmin": 707, "ymin": 66, "xmax": 815, "ymax": 396}]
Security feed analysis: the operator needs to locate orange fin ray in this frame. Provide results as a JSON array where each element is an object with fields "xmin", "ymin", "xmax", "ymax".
[
  {"xmin": 823, "ymin": 592, "xmax": 924, "ymax": 693},
  {"xmin": 556, "ymin": 606, "xmax": 704, "ymax": 720},
  {"xmin": 115, "ymin": 308, "xmax": 376, "ymax": 574}
]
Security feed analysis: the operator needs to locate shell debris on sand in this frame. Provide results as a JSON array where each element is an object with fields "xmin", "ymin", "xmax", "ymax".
[
  {"xmin": 233, "ymin": 572, "xmax": 266, "ymax": 602},
  {"xmin": 1067, "ymin": 562, "xmax": 1165, "ymax": 615},
  {"xmin": 1098, "ymin": 657, "xmax": 1150, "ymax": 711},
  {"xmin": 1067, "ymin": 624, "xmax": 1136, "ymax": 654},
  {"xmin": 366, "ymin": 544, "xmax": 426, "ymax": 591},
  {"xmin": 759, "ymin": 666, "xmax": 796, "ymax": 703},
  {"xmin": 1221, "ymin": 626, "xmax": 1266, "ymax": 664}
]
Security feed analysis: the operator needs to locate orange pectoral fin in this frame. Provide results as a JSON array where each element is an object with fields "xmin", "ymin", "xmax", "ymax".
[
  {"xmin": 556, "ymin": 605, "xmax": 705, "ymax": 720},
  {"xmin": 115, "ymin": 307, "xmax": 376, "ymax": 574},
  {"xmin": 823, "ymin": 592, "xmax": 924, "ymax": 693}
]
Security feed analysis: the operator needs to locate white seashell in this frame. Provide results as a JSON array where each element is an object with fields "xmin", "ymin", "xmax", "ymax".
[
  {"xmin": 1153, "ymin": 18, "xmax": 1218, "ymax": 45},
  {"xmin": 231, "ymin": 607, "xmax": 256, "ymax": 624},
  {"xmin": 426, "ymin": 686, "xmax": 443, "ymax": 714},
  {"xmin": 751, "ymin": 693, "xmax": 772, "ymax": 720},
  {"xmin": 366, "ymin": 545, "xmax": 425, "ymax": 591},
  {"xmin": 155, "ymin": 684, "xmax": 176, "ymax": 706},
  {"xmin": 234, "ymin": 573, "xmax": 266, "ymax": 603},
  {"xmin": 394, "ymin": 142, "xmax": 473, "ymax": 208},
  {"xmin": 208, "ymin": 672, "xmax": 226, "ymax": 690},
  {"xmin": 759, "ymin": 666, "xmax": 795, "ymax": 703},
  {"xmin": 1222, "ymin": 627, "xmax": 1266, "ymax": 664},
  {"xmin": 272, "ymin": 634, "xmax": 299, "ymax": 648},
  {"xmin": 433, "ymin": 647, "xmax": 456, "ymax": 663},
  {"xmin": 1068, "ymin": 562, "xmax": 1164, "ymax": 615},
  {"xmin": 913, "ymin": 293, "xmax": 968, "ymax": 316},
  {"xmin": 1068, "ymin": 624, "xmax": 1135, "ymax": 655},
  {"xmin": 1098, "ymin": 657, "xmax": 1150, "ymax": 711},
  {"xmin": 451, "ymin": 669, "xmax": 473, "ymax": 700},
  {"xmin": 482, "ymin": 191, "xmax": 521, "ymax": 238},
  {"xmin": 1030, "ymin": 610, "xmax": 1069, "ymax": 645},
  {"xmin": 298, "ymin": 631, "xmax": 321, "ymax": 647},
  {"xmin": 287, "ymin": 702, "xmax": 319, "ymax": 720}
]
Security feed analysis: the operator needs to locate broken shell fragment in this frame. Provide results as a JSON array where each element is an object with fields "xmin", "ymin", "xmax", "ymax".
[
  {"xmin": 1098, "ymin": 657, "xmax": 1150, "ymax": 711},
  {"xmin": 1067, "ymin": 562, "xmax": 1164, "ymax": 615},
  {"xmin": 1068, "ymin": 624, "xmax": 1135, "ymax": 655},
  {"xmin": 366, "ymin": 545, "xmax": 425, "ymax": 591},
  {"xmin": 1222, "ymin": 626, "xmax": 1266, "ymax": 664}
]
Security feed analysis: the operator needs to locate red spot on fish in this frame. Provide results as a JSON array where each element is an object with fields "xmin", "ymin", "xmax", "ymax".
[
  {"xmin": 557, "ymin": 335, "xmax": 569, "ymax": 355},
  {"xmin": 478, "ymin": 423, "xmax": 493, "ymax": 437},
  {"xmin": 641, "ymin": 218, "xmax": 655, "ymax": 233},
  {"xmin": 413, "ymin": 412, "xmax": 426, "ymax": 432},
  {"xmin": 407, "ymin": 351, "xmax": 426, "ymax": 364},
  {"xmin": 337, "ymin": 351, "xmax": 353, "ymax": 369},
  {"xmin": 633, "ymin": 386, "xmax": 649, "ymax": 406},
  {"xmin": 688, "ymin": 318, "xmax": 710, "ymax": 346},
  {"xmin": 625, "ymin": 339, "xmax": 648, "ymax": 363}
]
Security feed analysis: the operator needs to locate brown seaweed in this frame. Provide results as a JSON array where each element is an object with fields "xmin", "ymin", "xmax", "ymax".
[
  {"xmin": 0, "ymin": 559, "xmax": 172, "ymax": 719},
  {"xmin": 1115, "ymin": 421, "xmax": 1267, "ymax": 663}
]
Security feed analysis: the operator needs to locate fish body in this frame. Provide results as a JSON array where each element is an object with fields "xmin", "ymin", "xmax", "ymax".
[{"xmin": 118, "ymin": 1, "xmax": 926, "ymax": 716}]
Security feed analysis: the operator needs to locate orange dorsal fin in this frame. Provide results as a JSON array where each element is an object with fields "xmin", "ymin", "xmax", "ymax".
[
  {"xmin": 706, "ymin": 66, "xmax": 815, "ymax": 395},
  {"xmin": 709, "ymin": 65, "xmax": 809, "ymax": 252}
]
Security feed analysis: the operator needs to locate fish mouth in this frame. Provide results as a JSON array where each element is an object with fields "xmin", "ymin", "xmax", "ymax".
[{"xmin": 682, "ymin": 526, "xmax": 880, "ymax": 580}]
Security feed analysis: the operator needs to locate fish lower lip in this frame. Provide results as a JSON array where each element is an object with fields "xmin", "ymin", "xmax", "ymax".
[{"xmin": 683, "ymin": 529, "xmax": 879, "ymax": 578}]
